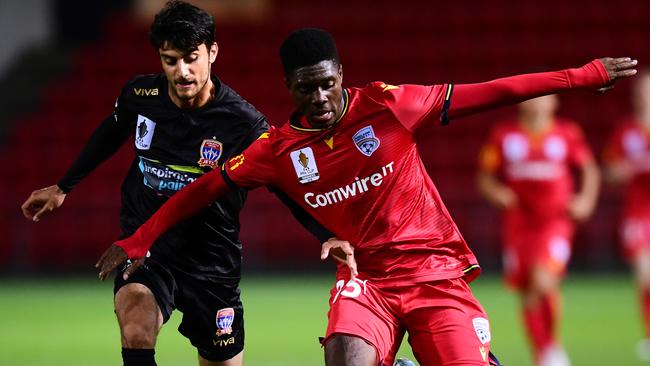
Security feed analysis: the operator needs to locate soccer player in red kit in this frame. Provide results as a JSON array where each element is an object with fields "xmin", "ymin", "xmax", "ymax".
[
  {"xmin": 96, "ymin": 28, "xmax": 637, "ymax": 366},
  {"xmin": 477, "ymin": 94, "xmax": 600, "ymax": 366},
  {"xmin": 603, "ymin": 69, "xmax": 650, "ymax": 360}
]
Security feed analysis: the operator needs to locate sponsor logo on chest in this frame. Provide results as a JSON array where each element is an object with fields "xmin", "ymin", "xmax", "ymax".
[{"xmin": 134, "ymin": 88, "xmax": 159, "ymax": 96}]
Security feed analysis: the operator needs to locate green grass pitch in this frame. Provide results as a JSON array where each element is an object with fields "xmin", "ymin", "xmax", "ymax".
[{"xmin": 0, "ymin": 273, "xmax": 644, "ymax": 365}]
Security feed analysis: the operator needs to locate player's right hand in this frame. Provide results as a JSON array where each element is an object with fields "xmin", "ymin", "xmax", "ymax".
[
  {"xmin": 96, "ymin": 243, "xmax": 131, "ymax": 281},
  {"xmin": 596, "ymin": 57, "xmax": 638, "ymax": 92},
  {"xmin": 321, "ymin": 237, "xmax": 359, "ymax": 281},
  {"xmin": 21, "ymin": 185, "xmax": 66, "ymax": 222}
]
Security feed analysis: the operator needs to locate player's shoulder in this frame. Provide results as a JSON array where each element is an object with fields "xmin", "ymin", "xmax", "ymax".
[
  {"xmin": 553, "ymin": 118, "xmax": 587, "ymax": 137},
  {"xmin": 359, "ymin": 81, "xmax": 404, "ymax": 98},
  {"xmin": 214, "ymin": 79, "xmax": 267, "ymax": 125},
  {"xmin": 489, "ymin": 120, "xmax": 520, "ymax": 137}
]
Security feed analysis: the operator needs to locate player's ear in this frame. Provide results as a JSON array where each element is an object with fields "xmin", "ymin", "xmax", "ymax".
[
  {"xmin": 209, "ymin": 42, "xmax": 218, "ymax": 63},
  {"xmin": 338, "ymin": 63, "xmax": 343, "ymax": 82}
]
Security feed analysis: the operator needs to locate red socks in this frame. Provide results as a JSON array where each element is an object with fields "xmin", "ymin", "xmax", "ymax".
[{"xmin": 523, "ymin": 292, "xmax": 559, "ymax": 359}]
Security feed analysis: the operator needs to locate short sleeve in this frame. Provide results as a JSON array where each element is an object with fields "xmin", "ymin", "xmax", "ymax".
[
  {"xmin": 222, "ymin": 129, "xmax": 276, "ymax": 189},
  {"xmin": 602, "ymin": 126, "xmax": 625, "ymax": 165},
  {"xmin": 377, "ymin": 83, "xmax": 451, "ymax": 133},
  {"xmin": 478, "ymin": 129, "xmax": 503, "ymax": 173},
  {"xmin": 113, "ymin": 87, "xmax": 137, "ymax": 129}
]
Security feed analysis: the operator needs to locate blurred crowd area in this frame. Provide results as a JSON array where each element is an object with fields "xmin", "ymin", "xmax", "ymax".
[{"xmin": 1, "ymin": 0, "xmax": 648, "ymax": 274}]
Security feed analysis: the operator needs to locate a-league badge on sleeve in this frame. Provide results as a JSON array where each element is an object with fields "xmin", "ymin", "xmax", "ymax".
[{"xmin": 290, "ymin": 147, "xmax": 320, "ymax": 184}]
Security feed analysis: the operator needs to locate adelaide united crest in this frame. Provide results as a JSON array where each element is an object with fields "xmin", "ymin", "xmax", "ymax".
[
  {"xmin": 353, "ymin": 126, "xmax": 380, "ymax": 156},
  {"xmin": 198, "ymin": 139, "xmax": 223, "ymax": 169}
]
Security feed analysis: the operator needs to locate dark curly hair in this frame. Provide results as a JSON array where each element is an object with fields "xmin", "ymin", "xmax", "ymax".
[
  {"xmin": 149, "ymin": 1, "xmax": 215, "ymax": 53},
  {"xmin": 279, "ymin": 28, "xmax": 339, "ymax": 76}
]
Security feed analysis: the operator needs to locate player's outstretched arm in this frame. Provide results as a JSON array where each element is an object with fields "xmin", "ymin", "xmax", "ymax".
[
  {"xmin": 21, "ymin": 185, "xmax": 67, "ymax": 222},
  {"xmin": 449, "ymin": 58, "xmax": 638, "ymax": 119},
  {"xmin": 96, "ymin": 168, "xmax": 232, "ymax": 280}
]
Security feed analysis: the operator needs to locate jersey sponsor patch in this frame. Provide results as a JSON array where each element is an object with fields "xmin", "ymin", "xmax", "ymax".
[
  {"xmin": 138, "ymin": 157, "xmax": 204, "ymax": 196},
  {"xmin": 472, "ymin": 317, "xmax": 491, "ymax": 344},
  {"xmin": 135, "ymin": 114, "xmax": 156, "ymax": 150},
  {"xmin": 215, "ymin": 307, "xmax": 235, "ymax": 337},
  {"xmin": 290, "ymin": 147, "xmax": 320, "ymax": 184},
  {"xmin": 197, "ymin": 139, "xmax": 223, "ymax": 169},
  {"xmin": 353, "ymin": 126, "xmax": 380, "ymax": 156}
]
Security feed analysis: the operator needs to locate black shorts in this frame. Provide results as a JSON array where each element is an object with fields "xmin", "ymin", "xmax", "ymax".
[{"xmin": 114, "ymin": 257, "xmax": 244, "ymax": 361}]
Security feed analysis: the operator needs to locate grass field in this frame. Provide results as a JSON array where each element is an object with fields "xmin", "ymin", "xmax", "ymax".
[{"xmin": 0, "ymin": 273, "xmax": 645, "ymax": 366}]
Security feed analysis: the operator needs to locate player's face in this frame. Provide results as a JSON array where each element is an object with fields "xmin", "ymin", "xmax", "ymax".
[
  {"xmin": 286, "ymin": 60, "xmax": 343, "ymax": 128},
  {"xmin": 159, "ymin": 42, "xmax": 218, "ymax": 107},
  {"xmin": 633, "ymin": 71, "xmax": 650, "ymax": 123}
]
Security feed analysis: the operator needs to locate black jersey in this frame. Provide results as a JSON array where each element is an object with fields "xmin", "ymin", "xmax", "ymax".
[{"xmin": 59, "ymin": 74, "xmax": 268, "ymax": 281}]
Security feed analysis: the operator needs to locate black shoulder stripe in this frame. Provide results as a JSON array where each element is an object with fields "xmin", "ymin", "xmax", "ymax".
[{"xmin": 440, "ymin": 83, "xmax": 454, "ymax": 126}]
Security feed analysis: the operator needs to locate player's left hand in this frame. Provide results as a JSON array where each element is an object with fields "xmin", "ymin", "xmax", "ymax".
[
  {"xmin": 597, "ymin": 57, "xmax": 638, "ymax": 92},
  {"xmin": 321, "ymin": 237, "xmax": 359, "ymax": 281},
  {"xmin": 95, "ymin": 244, "xmax": 129, "ymax": 281},
  {"xmin": 568, "ymin": 194, "xmax": 596, "ymax": 222}
]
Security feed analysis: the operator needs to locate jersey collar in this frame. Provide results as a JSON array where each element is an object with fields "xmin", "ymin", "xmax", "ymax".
[{"xmin": 289, "ymin": 89, "xmax": 349, "ymax": 132}]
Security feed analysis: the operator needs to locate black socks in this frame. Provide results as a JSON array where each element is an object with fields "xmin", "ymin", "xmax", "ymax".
[{"xmin": 122, "ymin": 348, "xmax": 156, "ymax": 366}]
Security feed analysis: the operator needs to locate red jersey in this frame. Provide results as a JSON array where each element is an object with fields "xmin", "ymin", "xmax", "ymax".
[
  {"xmin": 224, "ymin": 82, "xmax": 479, "ymax": 286},
  {"xmin": 479, "ymin": 119, "xmax": 593, "ymax": 218},
  {"xmin": 604, "ymin": 121, "xmax": 650, "ymax": 216}
]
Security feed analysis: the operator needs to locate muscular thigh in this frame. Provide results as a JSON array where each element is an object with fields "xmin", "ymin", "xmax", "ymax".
[
  {"xmin": 324, "ymin": 278, "xmax": 405, "ymax": 365},
  {"xmin": 403, "ymin": 279, "xmax": 492, "ymax": 366}
]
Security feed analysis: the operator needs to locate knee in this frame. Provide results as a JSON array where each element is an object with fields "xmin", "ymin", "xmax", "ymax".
[
  {"xmin": 121, "ymin": 323, "xmax": 157, "ymax": 348},
  {"xmin": 115, "ymin": 284, "xmax": 161, "ymax": 348}
]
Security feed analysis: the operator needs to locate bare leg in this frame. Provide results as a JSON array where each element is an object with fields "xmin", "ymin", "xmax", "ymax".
[
  {"xmin": 325, "ymin": 334, "xmax": 377, "ymax": 366},
  {"xmin": 198, "ymin": 351, "xmax": 243, "ymax": 366},
  {"xmin": 115, "ymin": 283, "xmax": 164, "ymax": 348}
]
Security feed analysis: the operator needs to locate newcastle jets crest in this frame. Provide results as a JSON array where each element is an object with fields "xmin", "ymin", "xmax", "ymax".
[
  {"xmin": 198, "ymin": 139, "xmax": 223, "ymax": 169},
  {"xmin": 353, "ymin": 126, "xmax": 380, "ymax": 156},
  {"xmin": 215, "ymin": 307, "xmax": 235, "ymax": 337},
  {"xmin": 290, "ymin": 147, "xmax": 320, "ymax": 184}
]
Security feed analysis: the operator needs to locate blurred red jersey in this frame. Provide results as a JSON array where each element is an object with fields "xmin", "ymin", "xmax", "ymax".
[
  {"xmin": 479, "ymin": 119, "xmax": 593, "ymax": 219},
  {"xmin": 604, "ymin": 121, "xmax": 650, "ymax": 217},
  {"xmin": 224, "ymin": 82, "xmax": 479, "ymax": 286}
]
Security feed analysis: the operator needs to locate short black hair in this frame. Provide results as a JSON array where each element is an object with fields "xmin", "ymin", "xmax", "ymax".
[
  {"xmin": 279, "ymin": 28, "xmax": 339, "ymax": 75},
  {"xmin": 149, "ymin": 1, "xmax": 215, "ymax": 53}
]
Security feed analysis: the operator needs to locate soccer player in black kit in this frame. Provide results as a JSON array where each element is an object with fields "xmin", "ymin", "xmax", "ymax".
[{"xmin": 20, "ymin": 2, "xmax": 342, "ymax": 366}]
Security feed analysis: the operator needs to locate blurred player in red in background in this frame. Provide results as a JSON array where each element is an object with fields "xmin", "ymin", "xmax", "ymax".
[
  {"xmin": 96, "ymin": 28, "xmax": 635, "ymax": 366},
  {"xmin": 477, "ymin": 94, "xmax": 600, "ymax": 366},
  {"xmin": 603, "ymin": 69, "xmax": 650, "ymax": 360}
]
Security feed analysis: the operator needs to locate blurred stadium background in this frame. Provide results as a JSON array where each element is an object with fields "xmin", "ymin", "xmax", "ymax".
[{"xmin": 1, "ymin": 0, "xmax": 649, "ymax": 365}]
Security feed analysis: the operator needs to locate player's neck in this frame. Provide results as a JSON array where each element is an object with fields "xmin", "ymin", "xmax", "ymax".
[
  {"xmin": 519, "ymin": 114, "xmax": 553, "ymax": 134},
  {"xmin": 636, "ymin": 109, "xmax": 650, "ymax": 130}
]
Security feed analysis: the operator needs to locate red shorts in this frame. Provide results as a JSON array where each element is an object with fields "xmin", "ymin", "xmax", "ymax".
[
  {"xmin": 323, "ymin": 277, "xmax": 492, "ymax": 366},
  {"xmin": 621, "ymin": 215, "xmax": 650, "ymax": 260},
  {"xmin": 502, "ymin": 214, "xmax": 573, "ymax": 289}
]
